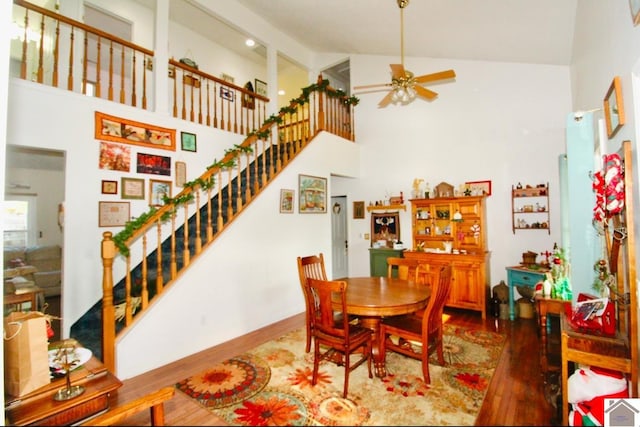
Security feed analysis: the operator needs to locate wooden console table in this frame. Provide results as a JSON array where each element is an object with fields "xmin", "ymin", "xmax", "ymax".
[
  {"xmin": 560, "ymin": 313, "xmax": 634, "ymax": 426},
  {"xmin": 5, "ymin": 349, "xmax": 122, "ymax": 426},
  {"xmin": 4, "ymin": 286, "xmax": 44, "ymax": 313}
]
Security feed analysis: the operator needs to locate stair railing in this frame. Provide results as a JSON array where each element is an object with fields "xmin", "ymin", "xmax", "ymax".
[{"xmin": 99, "ymin": 76, "xmax": 358, "ymax": 373}]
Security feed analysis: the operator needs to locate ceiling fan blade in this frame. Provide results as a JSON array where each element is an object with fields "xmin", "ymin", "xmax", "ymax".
[
  {"xmin": 414, "ymin": 69, "xmax": 456, "ymax": 84},
  {"xmin": 353, "ymin": 82, "xmax": 392, "ymax": 91},
  {"xmin": 389, "ymin": 64, "xmax": 406, "ymax": 79},
  {"xmin": 414, "ymin": 85, "xmax": 438, "ymax": 100},
  {"xmin": 378, "ymin": 91, "xmax": 395, "ymax": 108}
]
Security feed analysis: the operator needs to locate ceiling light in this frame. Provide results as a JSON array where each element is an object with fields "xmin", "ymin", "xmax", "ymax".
[
  {"xmin": 278, "ymin": 90, "xmax": 285, "ymax": 96},
  {"xmin": 245, "ymin": 39, "xmax": 255, "ymax": 47}
]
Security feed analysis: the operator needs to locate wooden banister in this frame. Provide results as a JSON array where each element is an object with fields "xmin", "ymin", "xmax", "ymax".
[{"xmin": 80, "ymin": 386, "xmax": 175, "ymax": 426}]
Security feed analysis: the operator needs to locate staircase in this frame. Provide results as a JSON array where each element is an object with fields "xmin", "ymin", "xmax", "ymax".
[{"xmin": 70, "ymin": 78, "xmax": 358, "ymax": 372}]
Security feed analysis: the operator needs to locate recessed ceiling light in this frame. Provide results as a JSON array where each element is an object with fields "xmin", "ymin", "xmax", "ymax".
[
  {"xmin": 278, "ymin": 90, "xmax": 285, "ymax": 96},
  {"xmin": 245, "ymin": 39, "xmax": 255, "ymax": 47}
]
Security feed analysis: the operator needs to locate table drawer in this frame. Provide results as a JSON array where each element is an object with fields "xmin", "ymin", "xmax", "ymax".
[{"xmin": 509, "ymin": 269, "xmax": 544, "ymax": 286}]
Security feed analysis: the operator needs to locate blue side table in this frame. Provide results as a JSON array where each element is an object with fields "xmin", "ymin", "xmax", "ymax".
[{"xmin": 505, "ymin": 265, "xmax": 549, "ymax": 320}]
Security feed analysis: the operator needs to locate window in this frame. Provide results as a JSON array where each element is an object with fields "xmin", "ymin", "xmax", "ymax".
[{"xmin": 3, "ymin": 196, "xmax": 37, "ymax": 247}]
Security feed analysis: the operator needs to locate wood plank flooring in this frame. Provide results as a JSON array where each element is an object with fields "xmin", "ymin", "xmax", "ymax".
[{"xmin": 94, "ymin": 309, "xmax": 560, "ymax": 426}]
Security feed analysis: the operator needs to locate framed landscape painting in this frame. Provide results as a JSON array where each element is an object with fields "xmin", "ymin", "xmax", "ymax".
[{"xmin": 298, "ymin": 174, "xmax": 326, "ymax": 214}]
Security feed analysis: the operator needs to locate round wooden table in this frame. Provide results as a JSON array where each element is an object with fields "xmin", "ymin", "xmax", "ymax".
[{"xmin": 334, "ymin": 276, "xmax": 431, "ymax": 377}]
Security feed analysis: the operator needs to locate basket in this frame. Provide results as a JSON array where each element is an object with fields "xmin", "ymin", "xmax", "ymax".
[{"xmin": 522, "ymin": 251, "xmax": 538, "ymax": 266}]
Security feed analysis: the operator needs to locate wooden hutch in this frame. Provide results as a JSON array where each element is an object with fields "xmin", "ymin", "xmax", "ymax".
[{"xmin": 403, "ymin": 195, "xmax": 489, "ymax": 318}]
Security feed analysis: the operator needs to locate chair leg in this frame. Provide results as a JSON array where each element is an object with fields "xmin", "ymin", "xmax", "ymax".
[
  {"xmin": 305, "ymin": 322, "xmax": 311, "ymax": 353},
  {"xmin": 366, "ymin": 342, "xmax": 373, "ymax": 379},
  {"xmin": 343, "ymin": 351, "xmax": 350, "ymax": 398},
  {"xmin": 312, "ymin": 341, "xmax": 320, "ymax": 386},
  {"xmin": 421, "ymin": 354, "xmax": 431, "ymax": 384}
]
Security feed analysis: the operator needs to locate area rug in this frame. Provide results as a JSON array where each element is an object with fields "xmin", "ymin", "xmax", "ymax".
[{"xmin": 175, "ymin": 324, "xmax": 506, "ymax": 426}]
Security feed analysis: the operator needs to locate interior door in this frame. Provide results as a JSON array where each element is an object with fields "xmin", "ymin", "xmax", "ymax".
[{"xmin": 331, "ymin": 196, "xmax": 348, "ymax": 278}]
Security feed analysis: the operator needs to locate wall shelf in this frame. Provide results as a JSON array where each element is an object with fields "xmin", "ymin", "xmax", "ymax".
[{"xmin": 367, "ymin": 204, "xmax": 406, "ymax": 212}]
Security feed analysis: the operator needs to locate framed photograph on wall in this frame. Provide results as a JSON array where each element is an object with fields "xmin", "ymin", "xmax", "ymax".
[
  {"xmin": 175, "ymin": 161, "xmax": 187, "ymax": 187},
  {"xmin": 630, "ymin": 0, "xmax": 640, "ymax": 25},
  {"xmin": 220, "ymin": 87, "xmax": 234, "ymax": 102},
  {"xmin": 121, "ymin": 177, "xmax": 145, "ymax": 200},
  {"xmin": 604, "ymin": 76, "xmax": 625, "ymax": 139},
  {"xmin": 255, "ymin": 79, "xmax": 267, "ymax": 97},
  {"xmin": 95, "ymin": 111, "xmax": 175, "ymax": 151},
  {"xmin": 181, "ymin": 132, "xmax": 197, "ymax": 152},
  {"xmin": 99, "ymin": 141, "xmax": 131, "ymax": 172},
  {"xmin": 136, "ymin": 152, "xmax": 171, "ymax": 176},
  {"xmin": 298, "ymin": 174, "xmax": 327, "ymax": 213},
  {"xmin": 101, "ymin": 180, "xmax": 118, "ymax": 195},
  {"xmin": 465, "ymin": 180, "xmax": 492, "ymax": 196},
  {"xmin": 280, "ymin": 189, "xmax": 294, "ymax": 213},
  {"xmin": 353, "ymin": 201, "xmax": 365, "ymax": 219},
  {"xmin": 98, "ymin": 201, "xmax": 130, "ymax": 227},
  {"xmin": 149, "ymin": 179, "xmax": 172, "ymax": 207}
]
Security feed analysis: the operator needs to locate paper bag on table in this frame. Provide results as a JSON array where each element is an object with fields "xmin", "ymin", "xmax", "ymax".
[{"xmin": 3, "ymin": 311, "xmax": 51, "ymax": 397}]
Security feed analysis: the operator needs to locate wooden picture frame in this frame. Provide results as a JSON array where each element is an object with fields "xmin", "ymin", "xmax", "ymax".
[
  {"xmin": 353, "ymin": 201, "xmax": 365, "ymax": 219},
  {"xmin": 604, "ymin": 76, "xmax": 625, "ymax": 139},
  {"xmin": 175, "ymin": 161, "xmax": 186, "ymax": 187},
  {"xmin": 279, "ymin": 189, "xmax": 294, "ymax": 213},
  {"xmin": 98, "ymin": 141, "xmax": 131, "ymax": 172},
  {"xmin": 101, "ymin": 180, "xmax": 118, "ymax": 195},
  {"xmin": 136, "ymin": 152, "xmax": 171, "ymax": 176},
  {"xmin": 298, "ymin": 174, "xmax": 327, "ymax": 213},
  {"xmin": 95, "ymin": 111, "xmax": 176, "ymax": 151},
  {"xmin": 121, "ymin": 177, "xmax": 145, "ymax": 200},
  {"xmin": 465, "ymin": 180, "xmax": 492, "ymax": 196},
  {"xmin": 98, "ymin": 201, "xmax": 130, "ymax": 227},
  {"xmin": 180, "ymin": 132, "xmax": 197, "ymax": 152},
  {"xmin": 630, "ymin": 0, "xmax": 640, "ymax": 26},
  {"xmin": 149, "ymin": 179, "xmax": 172, "ymax": 207},
  {"xmin": 255, "ymin": 79, "xmax": 267, "ymax": 97},
  {"xmin": 371, "ymin": 212, "xmax": 400, "ymax": 245}
]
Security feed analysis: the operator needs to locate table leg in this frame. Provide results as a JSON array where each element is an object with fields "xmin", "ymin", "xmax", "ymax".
[
  {"xmin": 359, "ymin": 317, "xmax": 386, "ymax": 377},
  {"xmin": 538, "ymin": 305, "xmax": 549, "ymax": 372}
]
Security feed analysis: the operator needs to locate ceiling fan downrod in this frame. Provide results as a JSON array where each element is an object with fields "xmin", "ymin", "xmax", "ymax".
[{"xmin": 398, "ymin": 0, "xmax": 408, "ymax": 68}]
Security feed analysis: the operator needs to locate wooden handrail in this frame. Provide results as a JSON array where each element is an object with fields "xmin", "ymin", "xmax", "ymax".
[{"xmin": 79, "ymin": 386, "xmax": 175, "ymax": 426}]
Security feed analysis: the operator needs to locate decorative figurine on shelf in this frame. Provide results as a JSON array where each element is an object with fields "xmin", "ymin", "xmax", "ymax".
[{"xmin": 424, "ymin": 182, "xmax": 431, "ymax": 199}]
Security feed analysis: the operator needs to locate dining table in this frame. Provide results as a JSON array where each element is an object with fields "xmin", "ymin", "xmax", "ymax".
[{"xmin": 333, "ymin": 276, "xmax": 431, "ymax": 377}]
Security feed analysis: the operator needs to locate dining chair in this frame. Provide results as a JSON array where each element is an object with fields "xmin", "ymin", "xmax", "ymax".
[
  {"xmin": 307, "ymin": 277, "xmax": 373, "ymax": 398},
  {"xmin": 379, "ymin": 265, "xmax": 453, "ymax": 384},
  {"xmin": 296, "ymin": 254, "xmax": 328, "ymax": 353},
  {"xmin": 386, "ymin": 257, "xmax": 420, "ymax": 280}
]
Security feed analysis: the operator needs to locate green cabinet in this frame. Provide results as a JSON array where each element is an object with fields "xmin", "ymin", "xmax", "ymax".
[{"xmin": 369, "ymin": 248, "xmax": 405, "ymax": 277}]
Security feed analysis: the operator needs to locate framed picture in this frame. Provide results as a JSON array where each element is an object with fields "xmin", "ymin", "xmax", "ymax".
[
  {"xmin": 137, "ymin": 152, "xmax": 171, "ymax": 176},
  {"xmin": 279, "ymin": 189, "xmax": 294, "ymax": 213},
  {"xmin": 149, "ymin": 179, "xmax": 172, "ymax": 207},
  {"xmin": 353, "ymin": 201, "xmax": 365, "ymax": 219},
  {"xmin": 220, "ymin": 86, "xmax": 234, "ymax": 102},
  {"xmin": 98, "ymin": 141, "xmax": 131, "ymax": 172},
  {"xmin": 181, "ymin": 132, "xmax": 197, "ymax": 152},
  {"xmin": 371, "ymin": 212, "xmax": 400, "ymax": 244},
  {"xmin": 298, "ymin": 174, "xmax": 327, "ymax": 213},
  {"xmin": 465, "ymin": 180, "xmax": 492, "ymax": 196},
  {"xmin": 604, "ymin": 76, "xmax": 625, "ymax": 139},
  {"xmin": 255, "ymin": 79, "xmax": 267, "ymax": 97},
  {"xmin": 95, "ymin": 111, "xmax": 176, "ymax": 151},
  {"xmin": 121, "ymin": 177, "xmax": 145, "ymax": 200},
  {"xmin": 221, "ymin": 73, "xmax": 235, "ymax": 84},
  {"xmin": 98, "ymin": 201, "xmax": 130, "ymax": 227},
  {"xmin": 630, "ymin": 0, "xmax": 640, "ymax": 25},
  {"xmin": 101, "ymin": 180, "xmax": 118, "ymax": 195},
  {"xmin": 175, "ymin": 161, "xmax": 187, "ymax": 187}
]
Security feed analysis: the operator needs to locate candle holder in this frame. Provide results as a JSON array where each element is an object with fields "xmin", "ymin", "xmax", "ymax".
[{"xmin": 52, "ymin": 339, "xmax": 85, "ymax": 401}]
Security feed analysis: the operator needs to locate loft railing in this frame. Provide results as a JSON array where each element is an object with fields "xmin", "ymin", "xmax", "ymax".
[
  {"xmin": 11, "ymin": 0, "xmax": 274, "ymax": 137},
  {"xmin": 99, "ymin": 77, "xmax": 356, "ymax": 373}
]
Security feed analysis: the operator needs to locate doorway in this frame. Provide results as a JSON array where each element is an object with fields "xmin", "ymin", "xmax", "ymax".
[{"xmin": 330, "ymin": 195, "xmax": 348, "ymax": 278}]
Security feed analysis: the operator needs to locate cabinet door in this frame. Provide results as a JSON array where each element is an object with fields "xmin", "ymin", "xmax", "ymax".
[
  {"xmin": 450, "ymin": 261, "xmax": 483, "ymax": 310},
  {"xmin": 454, "ymin": 198, "xmax": 485, "ymax": 252}
]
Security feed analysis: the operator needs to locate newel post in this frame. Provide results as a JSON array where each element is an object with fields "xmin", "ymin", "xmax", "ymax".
[
  {"xmin": 101, "ymin": 231, "xmax": 116, "ymax": 373},
  {"xmin": 316, "ymin": 74, "xmax": 325, "ymax": 131}
]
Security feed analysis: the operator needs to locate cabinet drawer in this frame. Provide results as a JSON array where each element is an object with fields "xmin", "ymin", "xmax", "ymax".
[{"xmin": 509, "ymin": 269, "xmax": 545, "ymax": 285}]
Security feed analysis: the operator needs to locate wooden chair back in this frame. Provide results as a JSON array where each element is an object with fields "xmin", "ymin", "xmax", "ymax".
[
  {"xmin": 307, "ymin": 277, "xmax": 373, "ymax": 397},
  {"xmin": 386, "ymin": 257, "xmax": 420, "ymax": 280},
  {"xmin": 296, "ymin": 254, "xmax": 328, "ymax": 353},
  {"xmin": 423, "ymin": 265, "xmax": 453, "ymax": 337}
]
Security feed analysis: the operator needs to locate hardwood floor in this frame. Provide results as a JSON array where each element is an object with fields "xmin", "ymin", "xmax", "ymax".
[{"xmin": 96, "ymin": 309, "xmax": 559, "ymax": 426}]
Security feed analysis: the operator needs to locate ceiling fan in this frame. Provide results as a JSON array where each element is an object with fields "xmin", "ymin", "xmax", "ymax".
[{"xmin": 353, "ymin": 0, "xmax": 456, "ymax": 108}]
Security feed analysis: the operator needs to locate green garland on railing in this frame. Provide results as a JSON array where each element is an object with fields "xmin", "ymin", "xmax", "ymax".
[{"xmin": 111, "ymin": 79, "xmax": 358, "ymax": 257}]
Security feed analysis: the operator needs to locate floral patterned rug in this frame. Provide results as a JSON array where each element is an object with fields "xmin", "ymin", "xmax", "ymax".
[{"xmin": 175, "ymin": 324, "xmax": 505, "ymax": 426}]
